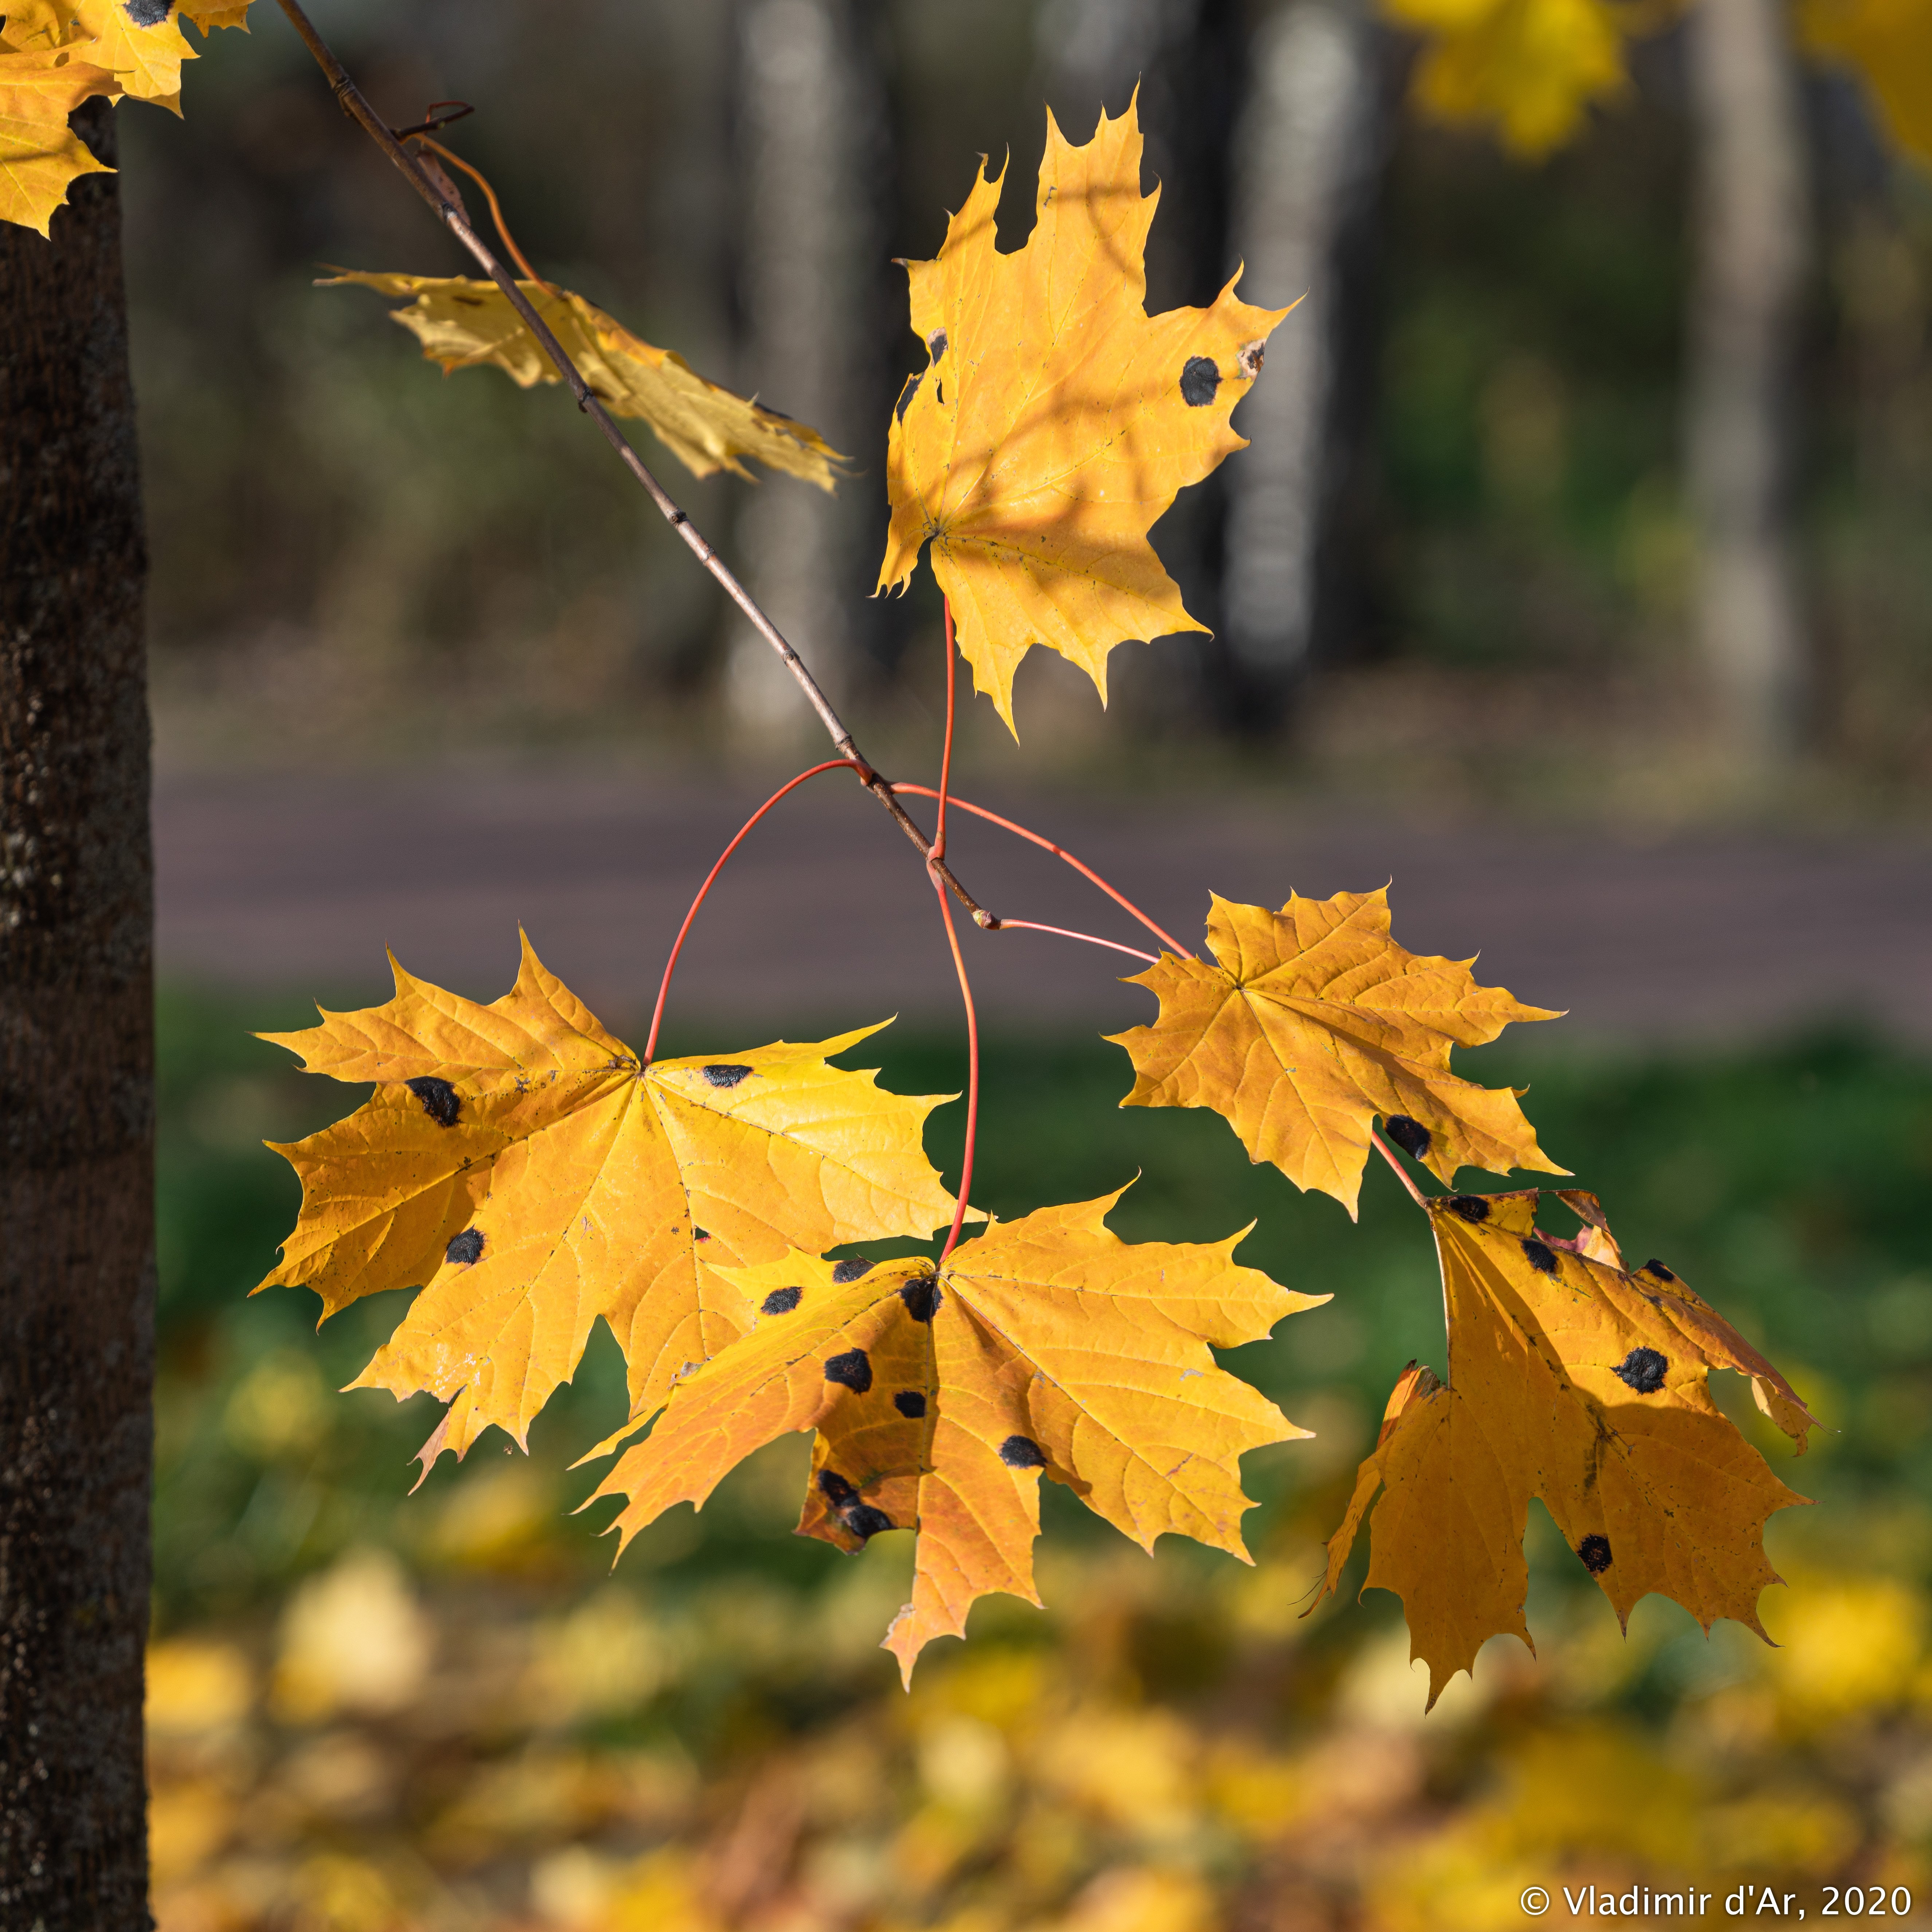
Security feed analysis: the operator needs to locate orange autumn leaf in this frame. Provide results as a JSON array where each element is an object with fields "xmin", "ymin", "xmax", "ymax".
[
  {"xmin": 1313, "ymin": 1187, "xmax": 1817, "ymax": 1706},
  {"xmin": 1108, "ymin": 888, "xmax": 1564, "ymax": 1216},
  {"xmin": 257, "ymin": 936, "xmax": 960, "ymax": 1476},
  {"xmin": 590, "ymin": 1190, "xmax": 1324, "ymax": 1681},
  {"xmin": 324, "ymin": 271, "xmax": 843, "ymax": 489},
  {"xmin": 876, "ymin": 95, "xmax": 1292, "ymax": 735}
]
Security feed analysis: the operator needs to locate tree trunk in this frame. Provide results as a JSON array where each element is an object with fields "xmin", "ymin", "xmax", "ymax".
[
  {"xmin": 726, "ymin": 0, "xmax": 893, "ymax": 746},
  {"xmin": 1685, "ymin": 0, "xmax": 1813, "ymax": 769},
  {"xmin": 0, "ymin": 97, "xmax": 155, "ymax": 1932},
  {"xmin": 1221, "ymin": 0, "xmax": 1385, "ymax": 724}
]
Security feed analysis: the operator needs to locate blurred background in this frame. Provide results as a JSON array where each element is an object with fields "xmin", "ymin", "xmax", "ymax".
[{"xmin": 123, "ymin": 0, "xmax": 1932, "ymax": 1928}]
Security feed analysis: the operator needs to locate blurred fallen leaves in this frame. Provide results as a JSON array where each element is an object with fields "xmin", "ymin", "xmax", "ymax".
[{"xmin": 147, "ymin": 1525, "xmax": 1932, "ymax": 1932}]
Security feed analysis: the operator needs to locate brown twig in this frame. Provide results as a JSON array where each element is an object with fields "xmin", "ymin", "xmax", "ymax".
[{"xmin": 270, "ymin": 0, "xmax": 991, "ymax": 926}]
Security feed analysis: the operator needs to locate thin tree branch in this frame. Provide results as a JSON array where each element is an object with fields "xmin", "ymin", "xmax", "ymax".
[{"xmin": 270, "ymin": 0, "xmax": 991, "ymax": 926}]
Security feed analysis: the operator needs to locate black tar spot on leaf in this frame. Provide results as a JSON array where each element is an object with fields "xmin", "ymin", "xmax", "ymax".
[
  {"xmin": 1614, "ymin": 1346, "xmax": 1669, "ymax": 1394},
  {"xmin": 702, "ymin": 1063, "xmax": 753, "ymax": 1088},
  {"xmin": 1643, "ymin": 1259, "xmax": 1678, "ymax": 1283},
  {"xmin": 405, "ymin": 1076, "xmax": 460, "ymax": 1127},
  {"xmin": 1521, "ymin": 1238, "xmax": 1559, "ymax": 1275},
  {"xmin": 998, "ymin": 1434, "xmax": 1046, "ymax": 1469},
  {"xmin": 824, "ymin": 1348, "xmax": 872, "ymax": 1393},
  {"xmin": 761, "ymin": 1286, "xmax": 803, "ymax": 1315},
  {"xmin": 445, "ymin": 1228, "xmax": 484, "ymax": 1267},
  {"xmin": 125, "ymin": 0, "xmax": 173, "ymax": 23},
  {"xmin": 832, "ymin": 1258, "xmax": 874, "ymax": 1284},
  {"xmin": 895, "ymin": 372, "xmax": 920, "ymax": 421},
  {"xmin": 1179, "ymin": 356, "xmax": 1220, "ymax": 406},
  {"xmin": 817, "ymin": 1469, "xmax": 856, "ymax": 1505},
  {"xmin": 895, "ymin": 1390, "xmax": 927, "ymax": 1417},
  {"xmin": 1384, "ymin": 1114, "xmax": 1432, "ymax": 1159},
  {"xmin": 845, "ymin": 1503, "xmax": 894, "ymax": 1540},
  {"xmin": 927, "ymin": 330, "xmax": 947, "ymax": 363},
  {"xmin": 899, "ymin": 1276, "xmax": 941, "ymax": 1322},
  {"xmin": 1578, "ymin": 1533, "xmax": 1613, "ymax": 1574},
  {"xmin": 1448, "ymin": 1195, "xmax": 1491, "ymax": 1223}
]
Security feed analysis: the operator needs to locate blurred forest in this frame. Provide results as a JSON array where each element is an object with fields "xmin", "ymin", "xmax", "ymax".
[{"xmin": 121, "ymin": 0, "xmax": 1932, "ymax": 814}]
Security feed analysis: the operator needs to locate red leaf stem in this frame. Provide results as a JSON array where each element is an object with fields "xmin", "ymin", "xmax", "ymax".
[
  {"xmin": 644, "ymin": 759, "xmax": 860, "ymax": 1062},
  {"xmin": 886, "ymin": 784, "xmax": 1194, "ymax": 960}
]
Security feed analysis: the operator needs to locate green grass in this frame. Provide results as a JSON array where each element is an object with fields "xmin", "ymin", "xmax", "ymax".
[{"xmin": 155, "ymin": 982, "xmax": 1932, "ymax": 1632}]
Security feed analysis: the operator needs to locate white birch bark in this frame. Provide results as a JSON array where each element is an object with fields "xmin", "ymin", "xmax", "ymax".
[
  {"xmin": 1686, "ymin": 0, "xmax": 1814, "ymax": 767},
  {"xmin": 726, "ymin": 0, "xmax": 885, "ymax": 742},
  {"xmin": 1222, "ymin": 0, "xmax": 1380, "ymax": 686}
]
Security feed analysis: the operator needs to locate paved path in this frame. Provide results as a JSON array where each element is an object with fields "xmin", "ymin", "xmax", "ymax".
[{"xmin": 156, "ymin": 770, "xmax": 1932, "ymax": 1046}]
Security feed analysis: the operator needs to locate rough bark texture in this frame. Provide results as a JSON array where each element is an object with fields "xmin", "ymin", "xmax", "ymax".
[
  {"xmin": 0, "ymin": 98, "xmax": 156, "ymax": 1932},
  {"xmin": 1686, "ymin": 0, "xmax": 1813, "ymax": 767}
]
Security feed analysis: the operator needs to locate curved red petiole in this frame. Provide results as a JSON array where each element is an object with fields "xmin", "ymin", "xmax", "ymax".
[
  {"xmin": 644, "ymin": 759, "xmax": 861, "ymax": 1062},
  {"xmin": 887, "ymin": 782, "xmax": 1194, "ymax": 960},
  {"xmin": 993, "ymin": 918, "xmax": 1158, "ymax": 965},
  {"xmin": 1369, "ymin": 1126, "xmax": 1431, "ymax": 1209},
  {"xmin": 934, "ymin": 600, "xmax": 958, "ymax": 864},
  {"xmin": 930, "ymin": 869, "xmax": 981, "ymax": 1265}
]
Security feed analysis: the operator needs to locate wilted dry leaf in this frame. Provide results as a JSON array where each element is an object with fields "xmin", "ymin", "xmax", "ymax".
[
  {"xmin": 590, "ymin": 1189, "xmax": 1323, "ymax": 1682},
  {"xmin": 1109, "ymin": 888, "xmax": 1564, "ymax": 1216},
  {"xmin": 1315, "ymin": 1187, "xmax": 1817, "ymax": 1705},
  {"xmin": 324, "ymin": 270, "xmax": 843, "ymax": 488},
  {"xmin": 258, "ymin": 936, "xmax": 959, "ymax": 1473},
  {"xmin": 876, "ymin": 95, "xmax": 1291, "ymax": 734}
]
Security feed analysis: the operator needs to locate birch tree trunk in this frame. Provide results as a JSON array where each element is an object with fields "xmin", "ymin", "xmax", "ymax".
[
  {"xmin": 1685, "ymin": 0, "xmax": 1814, "ymax": 767},
  {"xmin": 1222, "ymin": 0, "xmax": 1384, "ymax": 718},
  {"xmin": 726, "ymin": 0, "xmax": 891, "ymax": 744},
  {"xmin": 0, "ymin": 99, "xmax": 155, "ymax": 1932}
]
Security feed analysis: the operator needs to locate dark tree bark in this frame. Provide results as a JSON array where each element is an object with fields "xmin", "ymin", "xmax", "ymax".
[{"xmin": 0, "ymin": 98, "xmax": 155, "ymax": 1932}]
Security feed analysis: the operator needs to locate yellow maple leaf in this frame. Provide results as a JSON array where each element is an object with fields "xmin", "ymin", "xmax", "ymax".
[
  {"xmin": 1384, "ymin": 0, "xmax": 1631, "ymax": 160},
  {"xmin": 257, "ymin": 936, "xmax": 960, "ymax": 1474},
  {"xmin": 70, "ymin": 0, "xmax": 193, "ymax": 109},
  {"xmin": 178, "ymin": 0, "xmax": 252, "ymax": 28},
  {"xmin": 1108, "ymin": 888, "xmax": 1564, "ymax": 1217},
  {"xmin": 322, "ymin": 271, "xmax": 843, "ymax": 490},
  {"xmin": 875, "ymin": 96, "xmax": 1292, "ymax": 735},
  {"xmin": 1803, "ymin": 0, "xmax": 1932, "ymax": 164},
  {"xmin": 1, "ymin": 1, "xmax": 71, "ymax": 49},
  {"xmin": 0, "ymin": 42, "xmax": 114, "ymax": 234},
  {"xmin": 590, "ymin": 1190, "xmax": 1324, "ymax": 1681},
  {"xmin": 1313, "ymin": 1188, "xmax": 1817, "ymax": 1705}
]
